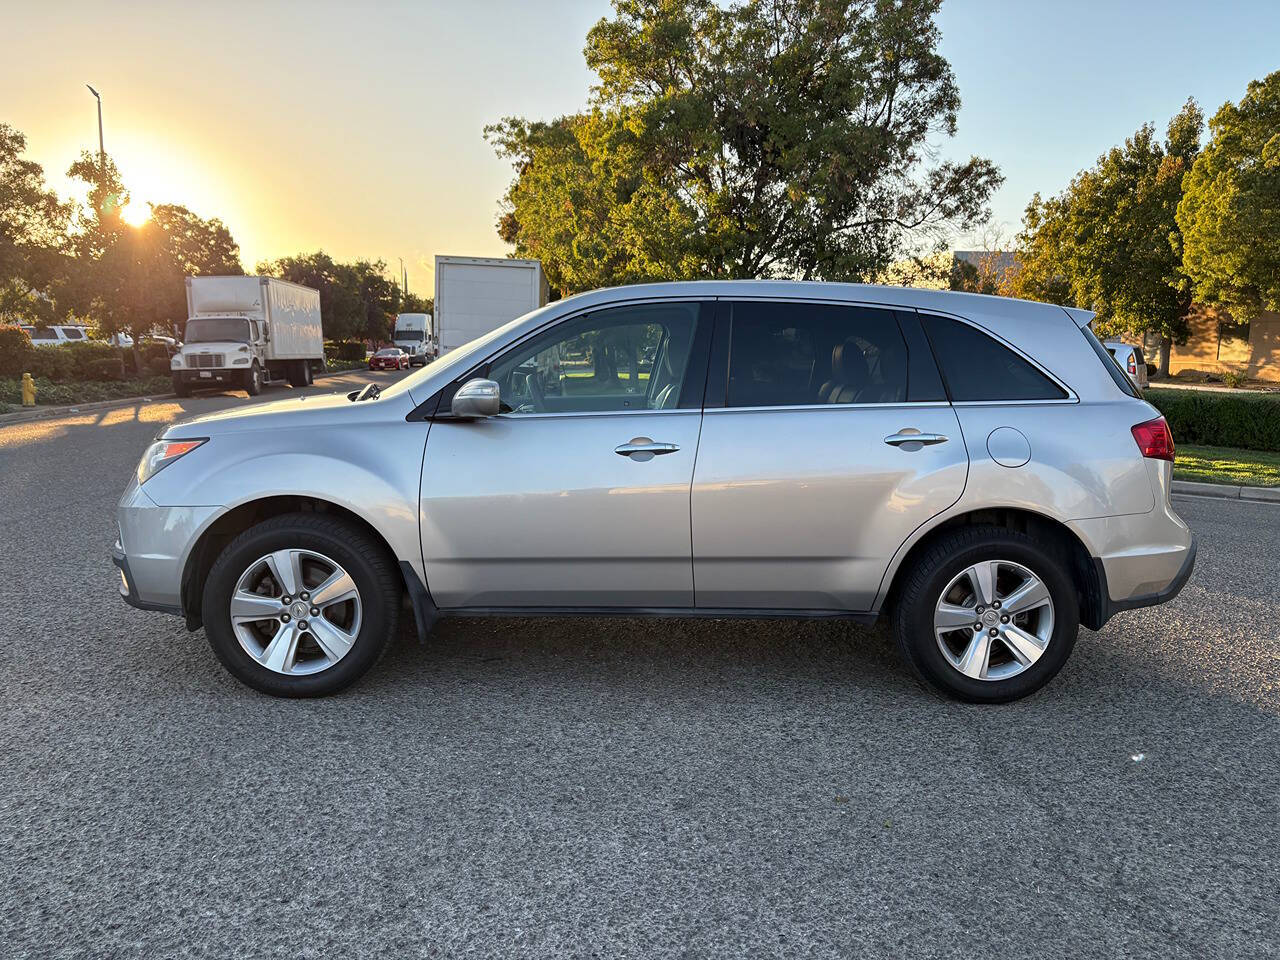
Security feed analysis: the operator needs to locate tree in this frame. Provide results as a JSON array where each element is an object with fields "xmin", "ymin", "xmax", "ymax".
[
  {"xmin": 65, "ymin": 154, "xmax": 245, "ymax": 344},
  {"xmin": 1010, "ymin": 100, "xmax": 1203, "ymax": 375},
  {"xmin": 0, "ymin": 123, "xmax": 72, "ymax": 321},
  {"xmin": 488, "ymin": 0, "xmax": 1001, "ymax": 296},
  {"xmin": 258, "ymin": 252, "xmax": 401, "ymax": 342},
  {"xmin": 1177, "ymin": 70, "xmax": 1280, "ymax": 320}
]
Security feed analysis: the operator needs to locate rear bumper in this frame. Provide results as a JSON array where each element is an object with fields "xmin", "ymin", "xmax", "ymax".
[{"xmin": 1094, "ymin": 533, "xmax": 1197, "ymax": 625}]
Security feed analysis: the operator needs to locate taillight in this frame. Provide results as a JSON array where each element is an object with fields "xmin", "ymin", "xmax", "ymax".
[
  {"xmin": 1127, "ymin": 355, "xmax": 1137, "ymax": 374},
  {"xmin": 1131, "ymin": 417, "xmax": 1174, "ymax": 461}
]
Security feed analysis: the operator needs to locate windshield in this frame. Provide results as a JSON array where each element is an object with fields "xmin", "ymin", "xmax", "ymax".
[
  {"xmin": 377, "ymin": 300, "xmax": 562, "ymax": 403},
  {"xmin": 375, "ymin": 349, "xmax": 400, "ymax": 357},
  {"xmin": 393, "ymin": 329, "xmax": 424, "ymax": 341},
  {"xmin": 186, "ymin": 318, "xmax": 250, "ymax": 343}
]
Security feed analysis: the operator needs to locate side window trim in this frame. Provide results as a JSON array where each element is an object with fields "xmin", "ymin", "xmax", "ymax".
[{"xmin": 915, "ymin": 308, "xmax": 1078, "ymax": 404}]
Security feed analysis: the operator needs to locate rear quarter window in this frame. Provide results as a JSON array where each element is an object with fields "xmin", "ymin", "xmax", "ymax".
[
  {"xmin": 920, "ymin": 314, "xmax": 1068, "ymax": 402},
  {"xmin": 1081, "ymin": 326, "xmax": 1141, "ymax": 398}
]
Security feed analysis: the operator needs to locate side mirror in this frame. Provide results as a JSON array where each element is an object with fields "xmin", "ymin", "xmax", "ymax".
[
  {"xmin": 262, "ymin": 322, "xmax": 270, "ymax": 341},
  {"xmin": 452, "ymin": 378, "xmax": 500, "ymax": 418}
]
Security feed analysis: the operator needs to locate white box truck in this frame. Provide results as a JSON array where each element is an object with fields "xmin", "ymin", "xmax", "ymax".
[
  {"xmin": 433, "ymin": 256, "xmax": 548, "ymax": 355},
  {"xmin": 392, "ymin": 312, "xmax": 434, "ymax": 367},
  {"xmin": 173, "ymin": 276, "xmax": 324, "ymax": 397}
]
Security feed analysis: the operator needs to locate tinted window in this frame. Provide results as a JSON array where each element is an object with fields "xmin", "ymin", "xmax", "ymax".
[
  {"xmin": 60, "ymin": 327, "xmax": 85, "ymax": 340},
  {"xmin": 726, "ymin": 302, "xmax": 910, "ymax": 407},
  {"xmin": 1081, "ymin": 324, "xmax": 1140, "ymax": 398},
  {"xmin": 489, "ymin": 302, "xmax": 707, "ymax": 414},
  {"xmin": 921, "ymin": 314, "xmax": 1068, "ymax": 402}
]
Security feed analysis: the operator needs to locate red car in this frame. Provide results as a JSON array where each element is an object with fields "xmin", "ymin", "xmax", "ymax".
[{"xmin": 368, "ymin": 348, "xmax": 408, "ymax": 371}]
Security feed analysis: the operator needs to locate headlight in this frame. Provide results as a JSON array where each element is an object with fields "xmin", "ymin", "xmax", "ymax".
[
  {"xmin": 171, "ymin": 355, "xmax": 183, "ymax": 368},
  {"xmin": 137, "ymin": 438, "xmax": 207, "ymax": 484},
  {"xmin": 232, "ymin": 357, "xmax": 249, "ymax": 364}
]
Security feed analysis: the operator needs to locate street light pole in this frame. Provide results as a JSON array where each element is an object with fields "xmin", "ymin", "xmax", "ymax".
[
  {"xmin": 399, "ymin": 257, "xmax": 407, "ymax": 297},
  {"xmin": 86, "ymin": 84, "xmax": 105, "ymax": 198}
]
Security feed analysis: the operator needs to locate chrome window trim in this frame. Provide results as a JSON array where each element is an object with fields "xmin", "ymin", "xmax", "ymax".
[
  {"xmin": 490, "ymin": 408, "xmax": 702, "ymax": 422},
  {"xmin": 702, "ymin": 401, "xmax": 952, "ymax": 414},
  {"xmin": 913, "ymin": 307, "xmax": 1079, "ymax": 402}
]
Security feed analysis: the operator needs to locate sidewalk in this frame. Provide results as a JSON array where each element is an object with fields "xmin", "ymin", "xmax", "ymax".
[{"xmin": 1170, "ymin": 479, "xmax": 1280, "ymax": 503}]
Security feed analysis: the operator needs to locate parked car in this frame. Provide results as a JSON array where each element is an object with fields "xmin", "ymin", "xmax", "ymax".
[
  {"xmin": 19, "ymin": 324, "xmax": 92, "ymax": 346},
  {"xmin": 368, "ymin": 348, "xmax": 409, "ymax": 370},
  {"xmin": 114, "ymin": 282, "xmax": 1195, "ymax": 702},
  {"xmin": 1104, "ymin": 341, "xmax": 1149, "ymax": 389}
]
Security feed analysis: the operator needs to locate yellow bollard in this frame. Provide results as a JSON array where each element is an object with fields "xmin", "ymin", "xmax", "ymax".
[{"xmin": 21, "ymin": 372, "xmax": 37, "ymax": 407}]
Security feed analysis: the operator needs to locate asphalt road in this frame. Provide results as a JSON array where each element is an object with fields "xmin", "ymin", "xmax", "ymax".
[{"xmin": 1, "ymin": 373, "xmax": 1277, "ymax": 959}]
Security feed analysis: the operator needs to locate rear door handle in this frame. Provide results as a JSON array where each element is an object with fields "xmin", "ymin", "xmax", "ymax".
[
  {"xmin": 615, "ymin": 437, "xmax": 680, "ymax": 460},
  {"xmin": 884, "ymin": 431, "xmax": 949, "ymax": 447}
]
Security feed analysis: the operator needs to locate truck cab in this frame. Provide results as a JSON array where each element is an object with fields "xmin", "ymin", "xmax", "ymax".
[
  {"xmin": 392, "ymin": 313, "xmax": 433, "ymax": 366},
  {"xmin": 172, "ymin": 315, "xmax": 268, "ymax": 396}
]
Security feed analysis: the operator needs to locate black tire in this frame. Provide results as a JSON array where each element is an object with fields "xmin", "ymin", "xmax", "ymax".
[
  {"xmin": 892, "ymin": 526, "xmax": 1079, "ymax": 704},
  {"xmin": 244, "ymin": 362, "xmax": 262, "ymax": 396},
  {"xmin": 172, "ymin": 374, "xmax": 191, "ymax": 398},
  {"xmin": 202, "ymin": 512, "xmax": 400, "ymax": 697},
  {"xmin": 286, "ymin": 360, "xmax": 310, "ymax": 388}
]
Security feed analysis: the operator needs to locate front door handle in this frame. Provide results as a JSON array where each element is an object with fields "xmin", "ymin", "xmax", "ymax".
[
  {"xmin": 884, "ymin": 430, "xmax": 949, "ymax": 448},
  {"xmin": 615, "ymin": 437, "xmax": 680, "ymax": 461}
]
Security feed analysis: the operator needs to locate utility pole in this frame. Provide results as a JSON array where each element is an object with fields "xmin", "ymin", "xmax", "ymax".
[
  {"xmin": 86, "ymin": 84, "xmax": 105, "ymax": 192},
  {"xmin": 399, "ymin": 257, "xmax": 407, "ymax": 297}
]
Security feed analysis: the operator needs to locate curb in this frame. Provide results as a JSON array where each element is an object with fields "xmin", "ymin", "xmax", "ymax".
[
  {"xmin": 1171, "ymin": 479, "xmax": 1280, "ymax": 503},
  {"xmin": 0, "ymin": 367, "xmax": 370, "ymax": 426}
]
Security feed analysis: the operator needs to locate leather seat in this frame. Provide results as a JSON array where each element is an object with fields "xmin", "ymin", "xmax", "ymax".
[{"xmin": 818, "ymin": 338, "xmax": 870, "ymax": 403}]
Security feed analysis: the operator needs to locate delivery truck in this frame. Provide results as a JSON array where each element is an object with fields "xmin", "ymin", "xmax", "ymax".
[
  {"xmin": 172, "ymin": 276, "xmax": 324, "ymax": 397},
  {"xmin": 433, "ymin": 256, "xmax": 548, "ymax": 356},
  {"xmin": 392, "ymin": 312, "xmax": 434, "ymax": 366}
]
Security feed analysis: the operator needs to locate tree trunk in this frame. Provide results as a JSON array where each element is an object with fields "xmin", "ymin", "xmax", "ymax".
[{"xmin": 1159, "ymin": 336, "xmax": 1172, "ymax": 379}]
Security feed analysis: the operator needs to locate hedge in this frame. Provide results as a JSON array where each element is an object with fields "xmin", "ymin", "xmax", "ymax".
[
  {"xmin": 1146, "ymin": 388, "xmax": 1280, "ymax": 453},
  {"xmin": 0, "ymin": 375, "xmax": 173, "ymax": 407},
  {"xmin": 325, "ymin": 340, "xmax": 367, "ymax": 362}
]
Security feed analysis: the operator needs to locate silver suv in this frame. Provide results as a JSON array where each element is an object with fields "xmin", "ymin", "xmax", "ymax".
[{"xmin": 114, "ymin": 282, "xmax": 1195, "ymax": 702}]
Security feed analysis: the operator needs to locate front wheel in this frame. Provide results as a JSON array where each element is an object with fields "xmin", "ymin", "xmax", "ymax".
[
  {"xmin": 172, "ymin": 374, "xmax": 191, "ymax": 398},
  {"xmin": 244, "ymin": 362, "xmax": 262, "ymax": 396},
  {"xmin": 201, "ymin": 513, "xmax": 400, "ymax": 697},
  {"xmin": 893, "ymin": 526, "xmax": 1079, "ymax": 703}
]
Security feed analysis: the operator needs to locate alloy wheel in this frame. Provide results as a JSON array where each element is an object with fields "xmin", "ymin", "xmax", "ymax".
[
  {"xmin": 933, "ymin": 559, "xmax": 1054, "ymax": 681},
  {"xmin": 229, "ymin": 549, "xmax": 362, "ymax": 676}
]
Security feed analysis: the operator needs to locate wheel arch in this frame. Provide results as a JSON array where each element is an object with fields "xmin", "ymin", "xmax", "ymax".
[
  {"xmin": 877, "ymin": 506, "xmax": 1107, "ymax": 631},
  {"xmin": 180, "ymin": 495, "xmax": 405, "ymax": 631}
]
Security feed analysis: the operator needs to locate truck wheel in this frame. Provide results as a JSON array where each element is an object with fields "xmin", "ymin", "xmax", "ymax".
[
  {"xmin": 893, "ymin": 526, "xmax": 1079, "ymax": 704},
  {"xmin": 287, "ymin": 361, "xmax": 310, "ymax": 388},
  {"xmin": 201, "ymin": 512, "xmax": 400, "ymax": 697},
  {"xmin": 172, "ymin": 375, "xmax": 191, "ymax": 398},
  {"xmin": 245, "ymin": 362, "xmax": 262, "ymax": 396}
]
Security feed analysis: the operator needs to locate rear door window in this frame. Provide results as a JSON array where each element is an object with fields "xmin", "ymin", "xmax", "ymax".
[
  {"xmin": 725, "ymin": 302, "xmax": 918, "ymax": 407},
  {"xmin": 921, "ymin": 314, "xmax": 1068, "ymax": 402}
]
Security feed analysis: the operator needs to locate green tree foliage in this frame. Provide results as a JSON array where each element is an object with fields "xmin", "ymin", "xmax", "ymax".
[
  {"xmin": 488, "ymin": 0, "xmax": 1001, "ymax": 295},
  {"xmin": 1177, "ymin": 70, "xmax": 1280, "ymax": 320},
  {"xmin": 1010, "ymin": 100, "xmax": 1203, "ymax": 374},
  {"xmin": 258, "ymin": 252, "xmax": 401, "ymax": 342},
  {"xmin": 0, "ymin": 124, "xmax": 72, "ymax": 321}
]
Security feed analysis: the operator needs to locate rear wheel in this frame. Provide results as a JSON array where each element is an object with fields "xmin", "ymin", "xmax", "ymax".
[
  {"xmin": 202, "ymin": 513, "xmax": 399, "ymax": 697},
  {"xmin": 893, "ymin": 526, "xmax": 1079, "ymax": 703},
  {"xmin": 287, "ymin": 360, "xmax": 312, "ymax": 387}
]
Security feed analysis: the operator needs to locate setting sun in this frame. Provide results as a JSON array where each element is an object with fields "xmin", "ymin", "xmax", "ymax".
[{"xmin": 121, "ymin": 198, "xmax": 150, "ymax": 226}]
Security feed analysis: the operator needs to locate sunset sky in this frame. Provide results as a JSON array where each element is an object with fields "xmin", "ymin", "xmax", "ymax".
[{"xmin": 5, "ymin": 0, "xmax": 1279, "ymax": 295}]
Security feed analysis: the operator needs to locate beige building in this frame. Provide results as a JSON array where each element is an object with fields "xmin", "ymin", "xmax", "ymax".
[{"xmin": 1155, "ymin": 305, "xmax": 1280, "ymax": 382}]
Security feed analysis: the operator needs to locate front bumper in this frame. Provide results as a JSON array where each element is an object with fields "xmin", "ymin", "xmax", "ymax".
[
  {"xmin": 114, "ymin": 481, "xmax": 222, "ymax": 618},
  {"xmin": 174, "ymin": 369, "xmax": 245, "ymax": 386}
]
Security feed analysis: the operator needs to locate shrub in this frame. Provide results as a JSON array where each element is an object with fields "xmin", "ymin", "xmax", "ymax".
[
  {"xmin": 87, "ymin": 356, "xmax": 127, "ymax": 381},
  {"xmin": 144, "ymin": 356, "xmax": 172, "ymax": 378},
  {"xmin": 63, "ymin": 340, "xmax": 126, "ymax": 380},
  {"xmin": 23, "ymin": 346, "xmax": 74, "ymax": 381},
  {"xmin": 327, "ymin": 340, "xmax": 366, "ymax": 361},
  {"xmin": 0, "ymin": 375, "xmax": 173, "ymax": 407},
  {"xmin": 0, "ymin": 325, "xmax": 35, "ymax": 377},
  {"xmin": 1146, "ymin": 388, "xmax": 1280, "ymax": 453},
  {"xmin": 1222, "ymin": 369, "xmax": 1245, "ymax": 389}
]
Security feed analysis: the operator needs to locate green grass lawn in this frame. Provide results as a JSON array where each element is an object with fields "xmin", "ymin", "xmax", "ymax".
[{"xmin": 1175, "ymin": 444, "xmax": 1280, "ymax": 487}]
